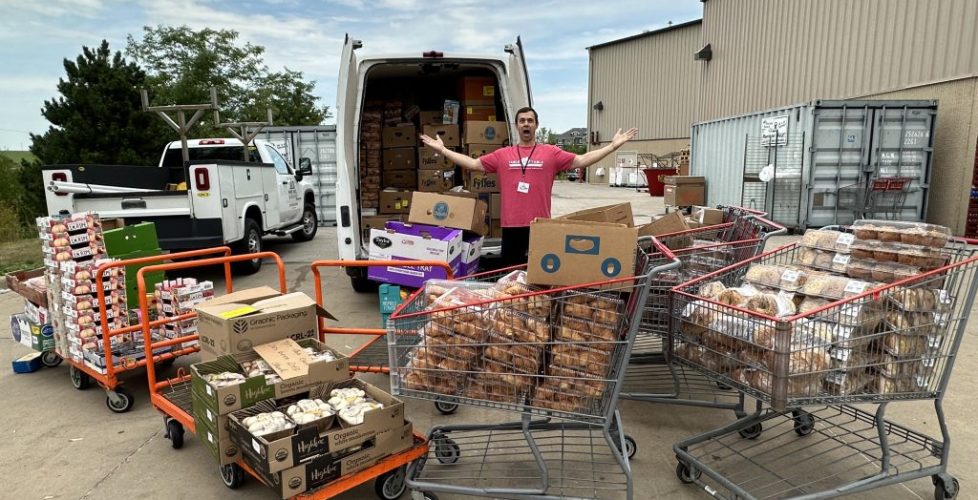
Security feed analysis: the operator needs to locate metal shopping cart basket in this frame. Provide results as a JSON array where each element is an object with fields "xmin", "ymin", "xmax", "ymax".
[
  {"xmin": 387, "ymin": 237, "xmax": 681, "ymax": 500},
  {"xmin": 668, "ymin": 230, "xmax": 978, "ymax": 499}
]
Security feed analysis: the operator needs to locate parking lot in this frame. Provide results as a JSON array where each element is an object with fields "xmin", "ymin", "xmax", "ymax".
[{"xmin": 2, "ymin": 181, "xmax": 976, "ymax": 499}]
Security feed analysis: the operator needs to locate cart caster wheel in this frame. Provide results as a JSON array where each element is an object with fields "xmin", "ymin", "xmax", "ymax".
[
  {"xmin": 433, "ymin": 437, "xmax": 460, "ymax": 464},
  {"xmin": 69, "ymin": 365, "xmax": 91, "ymax": 390},
  {"xmin": 676, "ymin": 461, "xmax": 701, "ymax": 484},
  {"xmin": 933, "ymin": 476, "xmax": 959, "ymax": 499},
  {"xmin": 41, "ymin": 351, "xmax": 62, "ymax": 367},
  {"xmin": 105, "ymin": 388, "xmax": 134, "ymax": 413},
  {"xmin": 434, "ymin": 401, "xmax": 458, "ymax": 415},
  {"xmin": 166, "ymin": 419, "xmax": 185, "ymax": 449},
  {"xmin": 792, "ymin": 410, "xmax": 815, "ymax": 436},
  {"xmin": 220, "ymin": 464, "xmax": 245, "ymax": 489},
  {"xmin": 738, "ymin": 422, "xmax": 762, "ymax": 440},
  {"xmin": 616, "ymin": 434, "xmax": 637, "ymax": 460},
  {"xmin": 375, "ymin": 465, "xmax": 407, "ymax": 499}
]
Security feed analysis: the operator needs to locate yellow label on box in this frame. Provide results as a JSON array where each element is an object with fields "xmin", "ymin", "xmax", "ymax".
[
  {"xmin": 483, "ymin": 86, "xmax": 494, "ymax": 97},
  {"xmin": 217, "ymin": 305, "xmax": 258, "ymax": 319}
]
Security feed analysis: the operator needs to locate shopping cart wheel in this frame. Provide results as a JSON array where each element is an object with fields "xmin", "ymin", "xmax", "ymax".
[
  {"xmin": 69, "ymin": 365, "xmax": 91, "ymax": 390},
  {"xmin": 433, "ymin": 401, "xmax": 458, "ymax": 415},
  {"xmin": 676, "ymin": 461, "xmax": 701, "ymax": 484},
  {"xmin": 737, "ymin": 422, "xmax": 762, "ymax": 440},
  {"xmin": 220, "ymin": 464, "xmax": 245, "ymax": 489},
  {"xmin": 41, "ymin": 351, "xmax": 62, "ymax": 367},
  {"xmin": 614, "ymin": 434, "xmax": 637, "ymax": 459},
  {"xmin": 433, "ymin": 436, "xmax": 460, "ymax": 464},
  {"xmin": 933, "ymin": 475, "xmax": 959, "ymax": 499},
  {"xmin": 166, "ymin": 419, "xmax": 185, "ymax": 449},
  {"xmin": 374, "ymin": 465, "xmax": 407, "ymax": 500},
  {"xmin": 105, "ymin": 388, "xmax": 134, "ymax": 413},
  {"xmin": 792, "ymin": 410, "xmax": 815, "ymax": 436}
]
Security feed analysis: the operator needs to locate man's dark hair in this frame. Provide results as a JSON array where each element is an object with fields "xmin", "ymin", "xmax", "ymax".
[{"xmin": 514, "ymin": 107, "xmax": 538, "ymax": 124}]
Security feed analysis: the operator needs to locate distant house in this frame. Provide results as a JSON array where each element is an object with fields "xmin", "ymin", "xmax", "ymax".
[{"xmin": 554, "ymin": 128, "xmax": 587, "ymax": 148}]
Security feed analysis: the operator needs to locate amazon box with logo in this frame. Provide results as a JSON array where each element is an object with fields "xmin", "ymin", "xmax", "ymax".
[
  {"xmin": 527, "ymin": 219, "xmax": 637, "ymax": 287},
  {"xmin": 367, "ymin": 221, "xmax": 463, "ymax": 288},
  {"xmin": 408, "ymin": 191, "xmax": 488, "ymax": 234},
  {"xmin": 229, "ymin": 378, "xmax": 407, "ymax": 476},
  {"xmin": 559, "ymin": 203, "xmax": 634, "ymax": 227},
  {"xmin": 254, "ymin": 420, "xmax": 414, "ymax": 499},
  {"xmin": 191, "ymin": 338, "xmax": 350, "ymax": 417},
  {"xmin": 421, "ymin": 124, "xmax": 460, "ymax": 148},
  {"xmin": 463, "ymin": 121, "xmax": 509, "ymax": 146},
  {"xmin": 195, "ymin": 289, "xmax": 335, "ymax": 361}
]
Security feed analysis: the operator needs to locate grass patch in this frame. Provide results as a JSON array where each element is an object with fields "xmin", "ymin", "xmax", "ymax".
[
  {"xmin": 0, "ymin": 238, "xmax": 42, "ymax": 276},
  {"xmin": 0, "ymin": 150, "xmax": 37, "ymax": 164}
]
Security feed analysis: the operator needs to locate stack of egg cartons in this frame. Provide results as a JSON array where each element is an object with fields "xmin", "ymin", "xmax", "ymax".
[{"xmin": 155, "ymin": 278, "xmax": 215, "ymax": 350}]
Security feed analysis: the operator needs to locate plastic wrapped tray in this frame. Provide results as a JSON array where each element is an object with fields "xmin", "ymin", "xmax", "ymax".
[
  {"xmin": 744, "ymin": 264, "xmax": 808, "ymax": 291},
  {"xmin": 800, "ymin": 229, "xmax": 855, "ymax": 252},
  {"xmin": 852, "ymin": 220, "xmax": 951, "ymax": 248}
]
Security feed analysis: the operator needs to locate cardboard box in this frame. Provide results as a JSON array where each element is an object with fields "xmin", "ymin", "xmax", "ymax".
[
  {"xmin": 458, "ymin": 76, "xmax": 496, "ymax": 106},
  {"xmin": 408, "ymin": 192, "xmax": 488, "ymax": 234},
  {"xmin": 418, "ymin": 147, "xmax": 453, "ymax": 170},
  {"xmin": 467, "ymin": 144, "xmax": 501, "ymax": 159},
  {"xmin": 361, "ymin": 215, "xmax": 402, "ymax": 241},
  {"xmin": 378, "ymin": 190, "xmax": 413, "ymax": 214},
  {"xmin": 464, "ymin": 171, "xmax": 499, "ymax": 193},
  {"xmin": 463, "ymin": 121, "xmax": 509, "ymax": 146},
  {"xmin": 195, "ymin": 289, "xmax": 335, "ymax": 360},
  {"xmin": 663, "ymin": 175, "xmax": 706, "ymax": 185},
  {"xmin": 382, "ymin": 125, "xmax": 417, "ymax": 148},
  {"xmin": 664, "ymin": 184, "xmax": 705, "ymax": 207},
  {"xmin": 491, "ymin": 193, "xmax": 501, "ymax": 219},
  {"xmin": 417, "ymin": 169, "xmax": 456, "ymax": 192},
  {"xmin": 692, "ymin": 206, "xmax": 724, "ymax": 226},
  {"xmin": 229, "ymin": 379, "xmax": 406, "ymax": 475},
  {"xmin": 490, "ymin": 219, "xmax": 502, "ymax": 238},
  {"xmin": 559, "ymin": 203, "xmax": 634, "ymax": 227},
  {"xmin": 421, "ymin": 124, "xmax": 460, "ymax": 147},
  {"xmin": 418, "ymin": 110, "xmax": 443, "ymax": 125},
  {"xmin": 381, "ymin": 148, "xmax": 417, "ymax": 171},
  {"xmin": 259, "ymin": 421, "xmax": 414, "ymax": 499},
  {"xmin": 526, "ymin": 219, "xmax": 637, "ymax": 286},
  {"xmin": 637, "ymin": 211, "xmax": 691, "ymax": 238},
  {"xmin": 197, "ymin": 410, "xmax": 241, "ymax": 465},
  {"xmin": 382, "ymin": 169, "xmax": 417, "ymax": 189},
  {"xmin": 367, "ymin": 222, "xmax": 463, "ymax": 288},
  {"xmin": 460, "ymin": 234, "xmax": 484, "ymax": 276},
  {"xmin": 6, "ymin": 268, "xmax": 47, "ymax": 308},
  {"xmin": 464, "ymin": 105, "xmax": 497, "ymax": 122},
  {"xmin": 191, "ymin": 338, "xmax": 350, "ymax": 415}
]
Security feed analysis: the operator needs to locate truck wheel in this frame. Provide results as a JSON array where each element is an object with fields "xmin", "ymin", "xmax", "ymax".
[
  {"xmin": 292, "ymin": 203, "xmax": 318, "ymax": 242},
  {"xmin": 351, "ymin": 275, "xmax": 379, "ymax": 293},
  {"xmin": 233, "ymin": 218, "xmax": 263, "ymax": 275}
]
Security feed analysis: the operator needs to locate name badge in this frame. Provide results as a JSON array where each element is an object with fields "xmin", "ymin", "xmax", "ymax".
[{"xmin": 517, "ymin": 181, "xmax": 530, "ymax": 194}]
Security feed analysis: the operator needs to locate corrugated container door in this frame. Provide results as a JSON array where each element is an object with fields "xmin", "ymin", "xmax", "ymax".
[
  {"xmin": 295, "ymin": 130, "xmax": 338, "ymax": 225},
  {"xmin": 806, "ymin": 104, "xmax": 873, "ymax": 227},
  {"xmin": 868, "ymin": 105, "xmax": 936, "ymax": 221}
]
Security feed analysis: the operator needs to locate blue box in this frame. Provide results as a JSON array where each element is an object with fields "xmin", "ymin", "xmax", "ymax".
[
  {"xmin": 378, "ymin": 284, "xmax": 403, "ymax": 328},
  {"xmin": 12, "ymin": 352, "xmax": 43, "ymax": 373}
]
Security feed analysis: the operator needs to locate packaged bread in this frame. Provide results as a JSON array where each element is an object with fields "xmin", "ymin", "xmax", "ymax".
[
  {"xmin": 886, "ymin": 287, "xmax": 942, "ymax": 312},
  {"xmin": 551, "ymin": 344, "xmax": 612, "ymax": 377},
  {"xmin": 801, "ymin": 229, "xmax": 854, "ymax": 252},
  {"xmin": 680, "ymin": 301, "xmax": 716, "ymax": 341},
  {"xmin": 853, "ymin": 220, "xmax": 951, "ymax": 248},
  {"xmin": 560, "ymin": 290, "xmax": 624, "ymax": 326},
  {"xmin": 829, "ymin": 346, "xmax": 877, "ymax": 370},
  {"xmin": 745, "ymin": 264, "xmax": 807, "ymax": 291},
  {"xmin": 878, "ymin": 353, "xmax": 925, "ymax": 378},
  {"xmin": 465, "ymin": 375, "xmax": 524, "ymax": 404},
  {"xmin": 479, "ymin": 358, "xmax": 537, "ymax": 391},
  {"xmin": 698, "ymin": 281, "xmax": 727, "ymax": 300},
  {"xmin": 823, "ymin": 370, "xmax": 873, "ymax": 395},
  {"xmin": 491, "ymin": 308, "xmax": 550, "ymax": 343},
  {"xmin": 871, "ymin": 374, "xmax": 918, "ymax": 394},
  {"xmin": 881, "ymin": 332, "xmax": 928, "ymax": 357},
  {"xmin": 555, "ymin": 314, "xmax": 618, "ymax": 344}
]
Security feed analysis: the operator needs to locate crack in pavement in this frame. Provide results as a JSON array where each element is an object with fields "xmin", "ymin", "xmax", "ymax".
[{"xmin": 79, "ymin": 428, "xmax": 162, "ymax": 499}]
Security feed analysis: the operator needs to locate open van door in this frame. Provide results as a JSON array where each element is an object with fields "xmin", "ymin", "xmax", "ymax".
[
  {"xmin": 504, "ymin": 36, "xmax": 532, "ymax": 118},
  {"xmin": 335, "ymin": 34, "xmax": 361, "ymax": 262}
]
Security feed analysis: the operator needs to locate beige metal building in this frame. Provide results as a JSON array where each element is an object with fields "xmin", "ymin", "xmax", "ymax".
[{"xmin": 587, "ymin": 0, "xmax": 978, "ymax": 234}]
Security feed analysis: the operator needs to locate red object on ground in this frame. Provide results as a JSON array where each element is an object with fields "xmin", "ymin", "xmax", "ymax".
[{"xmin": 644, "ymin": 168, "xmax": 672, "ymax": 196}]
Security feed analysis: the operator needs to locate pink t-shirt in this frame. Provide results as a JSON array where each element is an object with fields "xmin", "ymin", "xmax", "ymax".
[{"xmin": 478, "ymin": 144, "xmax": 577, "ymax": 227}]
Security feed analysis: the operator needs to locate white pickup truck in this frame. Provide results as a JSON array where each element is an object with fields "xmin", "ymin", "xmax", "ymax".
[{"xmin": 43, "ymin": 138, "xmax": 319, "ymax": 273}]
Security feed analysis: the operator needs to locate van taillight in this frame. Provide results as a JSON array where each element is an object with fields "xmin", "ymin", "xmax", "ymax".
[
  {"xmin": 194, "ymin": 168, "xmax": 210, "ymax": 191},
  {"xmin": 52, "ymin": 172, "xmax": 68, "ymax": 196}
]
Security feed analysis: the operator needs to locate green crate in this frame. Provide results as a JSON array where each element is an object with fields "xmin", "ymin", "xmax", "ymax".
[{"xmin": 103, "ymin": 222, "xmax": 160, "ymax": 255}]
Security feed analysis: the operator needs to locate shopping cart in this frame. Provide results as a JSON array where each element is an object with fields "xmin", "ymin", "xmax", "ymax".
[
  {"xmin": 137, "ymin": 252, "xmax": 430, "ymax": 500},
  {"xmin": 669, "ymin": 230, "xmax": 978, "ymax": 499},
  {"xmin": 63, "ymin": 246, "xmax": 232, "ymax": 413},
  {"xmin": 388, "ymin": 237, "xmax": 681, "ymax": 499}
]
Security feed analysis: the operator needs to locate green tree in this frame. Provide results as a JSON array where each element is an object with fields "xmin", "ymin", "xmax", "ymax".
[
  {"xmin": 29, "ymin": 40, "xmax": 165, "ymax": 166},
  {"xmin": 126, "ymin": 25, "xmax": 329, "ymax": 130},
  {"xmin": 535, "ymin": 127, "xmax": 556, "ymax": 145}
]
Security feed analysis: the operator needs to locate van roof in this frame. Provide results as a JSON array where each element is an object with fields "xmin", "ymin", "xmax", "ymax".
[
  {"xmin": 164, "ymin": 138, "xmax": 264, "ymax": 149},
  {"xmin": 358, "ymin": 53, "xmax": 508, "ymax": 65}
]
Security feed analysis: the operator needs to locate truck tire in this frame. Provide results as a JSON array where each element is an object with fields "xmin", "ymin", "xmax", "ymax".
[
  {"xmin": 350, "ymin": 275, "xmax": 378, "ymax": 293},
  {"xmin": 233, "ymin": 218, "xmax": 263, "ymax": 275},
  {"xmin": 292, "ymin": 204, "xmax": 318, "ymax": 242}
]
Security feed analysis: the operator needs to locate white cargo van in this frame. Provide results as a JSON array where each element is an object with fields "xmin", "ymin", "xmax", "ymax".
[{"xmin": 334, "ymin": 34, "xmax": 532, "ymax": 291}]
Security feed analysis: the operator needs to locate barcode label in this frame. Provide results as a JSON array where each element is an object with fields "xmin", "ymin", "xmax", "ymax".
[
  {"xmin": 781, "ymin": 270, "xmax": 801, "ymax": 284},
  {"xmin": 844, "ymin": 280, "xmax": 867, "ymax": 294},
  {"xmin": 832, "ymin": 253, "xmax": 851, "ymax": 265},
  {"xmin": 836, "ymin": 233, "xmax": 855, "ymax": 246}
]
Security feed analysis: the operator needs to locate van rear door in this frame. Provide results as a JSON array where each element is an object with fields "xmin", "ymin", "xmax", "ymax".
[
  {"xmin": 504, "ymin": 37, "xmax": 532, "ymax": 120},
  {"xmin": 335, "ymin": 34, "xmax": 361, "ymax": 260}
]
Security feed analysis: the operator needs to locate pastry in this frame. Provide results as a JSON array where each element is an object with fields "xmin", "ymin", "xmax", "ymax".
[
  {"xmin": 746, "ymin": 294, "xmax": 779, "ymax": 316},
  {"xmin": 900, "ymin": 227, "xmax": 927, "ymax": 246},
  {"xmin": 871, "ymin": 264, "xmax": 894, "ymax": 283},
  {"xmin": 882, "ymin": 333, "xmax": 927, "ymax": 356},
  {"xmin": 813, "ymin": 251, "xmax": 834, "ymax": 269},
  {"xmin": 853, "ymin": 225, "xmax": 879, "ymax": 241},
  {"xmin": 877, "ymin": 227, "xmax": 901, "ymax": 242},
  {"xmin": 797, "ymin": 247, "xmax": 818, "ymax": 266},
  {"xmin": 716, "ymin": 289, "xmax": 746, "ymax": 306},
  {"xmin": 699, "ymin": 281, "xmax": 727, "ymax": 299}
]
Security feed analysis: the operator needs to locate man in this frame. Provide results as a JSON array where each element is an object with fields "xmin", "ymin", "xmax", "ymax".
[{"xmin": 420, "ymin": 106, "xmax": 637, "ymax": 266}]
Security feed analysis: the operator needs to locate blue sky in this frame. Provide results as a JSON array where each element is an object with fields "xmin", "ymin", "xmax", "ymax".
[{"xmin": 0, "ymin": 0, "xmax": 702, "ymax": 151}]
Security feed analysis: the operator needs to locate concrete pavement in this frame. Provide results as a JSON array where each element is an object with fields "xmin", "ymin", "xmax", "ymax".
[{"xmin": 1, "ymin": 181, "xmax": 975, "ymax": 499}]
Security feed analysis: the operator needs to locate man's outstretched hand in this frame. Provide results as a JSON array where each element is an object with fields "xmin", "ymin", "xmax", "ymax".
[
  {"xmin": 612, "ymin": 128, "xmax": 638, "ymax": 148},
  {"xmin": 419, "ymin": 133, "xmax": 445, "ymax": 153}
]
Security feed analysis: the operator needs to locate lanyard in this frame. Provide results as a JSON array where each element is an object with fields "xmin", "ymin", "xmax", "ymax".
[{"xmin": 517, "ymin": 143, "xmax": 538, "ymax": 177}]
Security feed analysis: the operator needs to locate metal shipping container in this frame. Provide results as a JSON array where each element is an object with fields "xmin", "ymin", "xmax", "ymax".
[
  {"xmin": 259, "ymin": 125, "xmax": 338, "ymax": 226},
  {"xmin": 690, "ymin": 100, "xmax": 937, "ymax": 229}
]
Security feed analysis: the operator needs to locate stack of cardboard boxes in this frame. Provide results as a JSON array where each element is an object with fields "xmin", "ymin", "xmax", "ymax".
[
  {"xmin": 359, "ymin": 103, "xmax": 384, "ymax": 210},
  {"xmin": 663, "ymin": 175, "xmax": 706, "ymax": 208},
  {"xmin": 7, "ymin": 268, "xmax": 55, "ymax": 355},
  {"xmin": 154, "ymin": 278, "xmax": 214, "ymax": 350}
]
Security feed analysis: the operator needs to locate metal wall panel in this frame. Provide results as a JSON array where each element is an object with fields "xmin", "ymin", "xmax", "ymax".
[{"xmin": 259, "ymin": 126, "xmax": 337, "ymax": 225}]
